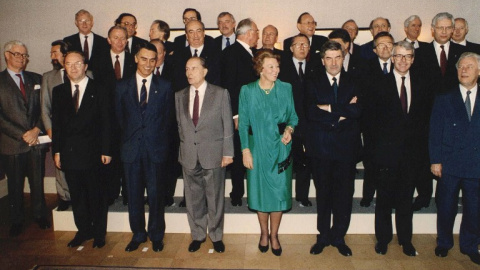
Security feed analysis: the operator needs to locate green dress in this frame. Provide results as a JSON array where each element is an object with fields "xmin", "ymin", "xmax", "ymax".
[{"xmin": 238, "ymin": 79, "xmax": 298, "ymax": 212}]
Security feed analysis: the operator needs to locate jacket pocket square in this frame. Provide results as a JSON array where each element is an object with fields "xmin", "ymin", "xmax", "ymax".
[{"xmin": 34, "ymin": 84, "xmax": 41, "ymax": 90}]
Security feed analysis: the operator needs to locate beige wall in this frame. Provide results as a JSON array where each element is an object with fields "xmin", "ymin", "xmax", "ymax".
[{"xmin": 0, "ymin": 0, "xmax": 478, "ymax": 74}]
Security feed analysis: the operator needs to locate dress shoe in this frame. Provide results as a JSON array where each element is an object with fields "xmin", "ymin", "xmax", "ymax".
[
  {"xmin": 165, "ymin": 197, "xmax": 175, "ymax": 207},
  {"xmin": 333, "ymin": 243, "xmax": 352, "ymax": 256},
  {"xmin": 375, "ymin": 242, "xmax": 388, "ymax": 255},
  {"xmin": 231, "ymin": 198, "xmax": 242, "ymax": 206},
  {"xmin": 360, "ymin": 198, "xmax": 372, "ymax": 207},
  {"xmin": 152, "ymin": 240, "xmax": 164, "ymax": 252},
  {"xmin": 213, "ymin": 240, "xmax": 225, "ymax": 253},
  {"xmin": 299, "ymin": 199, "xmax": 312, "ymax": 207},
  {"xmin": 466, "ymin": 253, "xmax": 480, "ymax": 265},
  {"xmin": 401, "ymin": 242, "xmax": 416, "ymax": 256},
  {"xmin": 258, "ymin": 235, "xmax": 269, "ymax": 253},
  {"xmin": 310, "ymin": 242, "xmax": 327, "ymax": 255},
  {"xmin": 179, "ymin": 199, "xmax": 186, "ymax": 207},
  {"xmin": 434, "ymin": 246, "xmax": 449, "ymax": 257},
  {"xmin": 57, "ymin": 199, "xmax": 70, "ymax": 211},
  {"xmin": 35, "ymin": 217, "xmax": 51, "ymax": 229},
  {"xmin": 412, "ymin": 197, "xmax": 430, "ymax": 211},
  {"xmin": 93, "ymin": 238, "xmax": 106, "ymax": 248},
  {"xmin": 9, "ymin": 224, "xmax": 23, "ymax": 237},
  {"xmin": 188, "ymin": 239, "xmax": 205, "ymax": 252},
  {"xmin": 68, "ymin": 235, "xmax": 92, "ymax": 247},
  {"xmin": 270, "ymin": 236, "xmax": 282, "ymax": 256},
  {"xmin": 125, "ymin": 239, "xmax": 146, "ymax": 252}
]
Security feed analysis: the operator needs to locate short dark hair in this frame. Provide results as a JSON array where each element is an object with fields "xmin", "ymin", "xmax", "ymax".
[
  {"xmin": 136, "ymin": 42, "xmax": 158, "ymax": 56},
  {"xmin": 328, "ymin": 29, "xmax": 351, "ymax": 44},
  {"xmin": 114, "ymin": 13, "xmax": 137, "ymax": 25},
  {"xmin": 290, "ymin": 34, "xmax": 309, "ymax": 47},
  {"xmin": 183, "ymin": 8, "xmax": 201, "ymax": 21},
  {"xmin": 51, "ymin": 40, "xmax": 69, "ymax": 55},
  {"xmin": 253, "ymin": 49, "xmax": 281, "ymax": 76},
  {"xmin": 373, "ymin": 32, "xmax": 394, "ymax": 46},
  {"xmin": 152, "ymin": 20, "xmax": 171, "ymax": 40},
  {"xmin": 320, "ymin": 40, "xmax": 343, "ymax": 58}
]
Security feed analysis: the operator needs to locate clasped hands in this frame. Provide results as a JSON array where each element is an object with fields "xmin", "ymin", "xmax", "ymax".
[{"xmin": 317, "ymin": 96, "xmax": 357, "ymax": 121}]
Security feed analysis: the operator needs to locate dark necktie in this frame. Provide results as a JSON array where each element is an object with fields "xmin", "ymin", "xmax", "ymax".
[
  {"xmin": 140, "ymin": 79, "xmax": 147, "ymax": 116},
  {"xmin": 193, "ymin": 49, "xmax": 198, "ymax": 57},
  {"xmin": 15, "ymin": 74, "xmax": 27, "ymax": 103},
  {"xmin": 411, "ymin": 41, "xmax": 415, "ymax": 46},
  {"xmin": 332, "ymin": 77, "xmax": 338, "ymax": 103},
  {"xmin": 400, "ymin": 76, "xmax": 408, "ymax": 114},
  {"xmin": 125, "ymin": 42, "xmax": 130, "ymax": 54},
  {"xmin": 226, "ymin": 37, "xmax": 231, "ymax": 47},
  {"xmin": 193, "ymin": 90, "xmax": 199, "ymax": 126},
  {"xmin": 440, "ymin": 45, "xmax": 447, "ymax": 76},
  {"xmin": 465, "ymin": 90, "xmax": 472, "ymax": 121},
  {"xmin": 114, "ymin": 55, "xmax": 121, "ymax": 80},
  {"xmin": 72, "ymin": 84, "xmax": 79, "ymax": 113},
  {"xmin": 298, "ymin": 62, "xmax": 304, "ymax": 82},
  {"xmin": 383, "ymin": 63, "xmax": 388, "ymax": 74},
  {"xmin": 83, "ymin": 36, "xmax": 89, "ymax": 61},
  {"xmin": 155, "ymin": 67, "xmax": 160, "ymax": 76}
]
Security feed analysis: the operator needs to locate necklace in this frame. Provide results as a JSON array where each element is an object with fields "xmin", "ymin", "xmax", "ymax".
[{"xmin": 260, "ymin": 82, "xmax": 275, "ymax": 95}]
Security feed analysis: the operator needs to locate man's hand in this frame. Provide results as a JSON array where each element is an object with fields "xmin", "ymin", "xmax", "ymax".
[
  {"xmin": 54, "ymin": 153, "xmax": 61, "ymax": 169},
  {"xmin": 101, "ymin": 155, "xmax": 112, "ymax": 165},
  {"xmin": 23, "ymin": 127, "xmax": 40, "ymax": 145},
  {"xmin": 317, "ymin": 104, "xmax": 330, "ymax": 111},
  {"xmin": 221, "ymin": 157, "xmax": 233, "ymax": 167},
  {"xmin": 431, "ymin": 163, "xmax": 442, "ymax": 178},
  {"xmin": 242, "ymin": 149, "xmax": 253, "ymax": 169},
  {"xmin": 46, "ymin": 129, "xmax": 53, "ymax": 139},
  {"xmin": 234, "ymin": 118, "xmax": 239, "ymax": 130}
]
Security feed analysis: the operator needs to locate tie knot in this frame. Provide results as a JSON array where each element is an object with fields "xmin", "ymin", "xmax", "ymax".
[
  {"xmin": 75, "ymin": 84, "xmax": 79, "ymax": 90},
  {"xmin": 411, "ymin": 41, "xmax": 415, "ymax": 45},
  {"xmin": 85, "ymin": 36, "xmax": 88, "ymax": 39},
  {"xmin": 401, "ymin": 76, "xmax": 406, "ymax": 82},
  {"xmin": 116, "ymin": 55, "xmax": 119, "ymax": 59},
  {"xmin": 332, "ymin": 77, "xmax": 337, "ymax": 82},
  {"xmin": 226, "ymin": 37, "xmax": 230, "ymax": 41},
  {"xmin": 195, "ymin": 90, "xmax": 199, "ymax": 94},
  {"xmin": 467, "ymin": 90, "xmax": 471, "ymax": 96},
  {"xmin": 440, "ymin": 45, "xmax": 444, "ymax": 49},
  {"xmin": 15, "ymin": 74, "xmax": 21, "ymax": 79},
  {"xmin": 142, "ymin": 79, "xmax": 147, "ymax": 85},
  {"xmin": 299, "ymin": 62, "xmax": 303, "ymax": 67}
]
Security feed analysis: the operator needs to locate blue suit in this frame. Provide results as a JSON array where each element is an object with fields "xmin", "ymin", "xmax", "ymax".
[
  {"xmin": 429, "ymin": 85, "xmax": 480, "ymax": 255},
  {"xmin": 115, "ymin": 73, "xmax": 174, "ymax": 242}
]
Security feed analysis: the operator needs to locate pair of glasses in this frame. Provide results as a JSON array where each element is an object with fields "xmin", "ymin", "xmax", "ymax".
[
  {"xmin": 393, "ymin": 54, "xmax": 414, "ymax": 61},
  {"xmin": 121, "ymin": 22, "xmax": 137, "ymax": 29},
  {"xmin": 376, "ymin": 43, "xmax": 393, "ymax": 50},
  {"xmin": 183, "ymin": 17, "xmax": 198, "ymax": 23},
  {"xmin": 7, "ymin": 51, "xmax": 29, "ymax": 59},
  {"xmin": 292, "ymin": 43, "xmax": 310, "ymax": 49},
  {"xmin": 65, "ymin": 62, "xmax": 84, "ymax": 68}
]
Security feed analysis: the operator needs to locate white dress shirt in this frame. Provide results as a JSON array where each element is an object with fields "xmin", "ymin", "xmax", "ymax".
[
  {"xmin": 405, "ymin": 38, "xmax": 420, "ymax": 49},
  {"xmin": 136, "ymin": 73, "xmax": 153, "ymax": 102},
  {"xmin": 433, "ymin": 40, "xmax": 450, "ymax": 66},
  {"xmin": 79, "ymin": 33, "xmax": 93, "ymax": 60},
  {"xmin": 110, "ymin": 50, "xmax": 125, "ymax": 77},
  {"xmin": 189, "ymin": 80, "xmax": 207, "ymax": 118},
  {"xmin": 190, "ymin": 45, "xmax": 204, "ymax": 57},
  {"xmin": 292, "ymin": 57, "xmax": 306, "ymax": 76},
  {"xmin": 222, "ymin": 34, "xmax": 236, "ymax": 50},
  {"xmin": 70, "ymin": 76, "xmax": 89, "ymax": 108},
  {"xmin": 378, "ymin": 58, "xmax": 392, "ymax": 73},
  {"xmin": 237, "ymin": 39, "xmax": 253, "ymax": 56},
  {"xmin": 393, "ymin": 70, "xmax": 412, "ymax": 113}
]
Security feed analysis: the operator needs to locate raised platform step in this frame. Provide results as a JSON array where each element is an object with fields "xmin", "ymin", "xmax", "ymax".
[{"xmin": 52, "ymin": 197, "xmax": 462, "ymax": 234}]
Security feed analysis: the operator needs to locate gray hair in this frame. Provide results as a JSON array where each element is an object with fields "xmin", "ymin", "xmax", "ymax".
[
  {"xmin": 4, "ymin": 40, "xmax": 27, "ymax": 53},
  {"xmin": 454, "ymin": 18, "xmax": 469, "ymax": 30},
  {"xmin": 431, "ymin": 12, "xmax": 454, "ymax": 28},
  {"xmin": 404, "ymin": 15, "xmax": 421, "ymax": 28},
  {"xmin": 236, "ymin": 18, "xmax": 254, "ymax": 36},
  {"xmin": 75, "ymin": 9, "xmax": 93, "ymax": 21},
  {"xmin": 217, "ymin": 12, "xmax": 235, "ymax": 23},
  {"xmin": 456, "ymin": 52, "xmax": 480, "ymax": 69},
  {"xmin": 393, "ymin": 40, "xmax": 415, "ymax": 57}
]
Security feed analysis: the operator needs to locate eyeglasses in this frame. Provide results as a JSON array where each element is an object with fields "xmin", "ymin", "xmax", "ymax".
[
  {"xmin": 376, "ymin": 43, "xmax": 393, "ymax": 50},
  {"xmin": 121, "ymin": 21, "xmax": 137, "ymax": 29},
  {"xmin": 301, "ymin": 21, "xmax": 317, "ymax": 26},
  {"xmin": 393, "ymin": 54, "xmax": 414, "ymax": 61},
  {"xmin": 373, "ymin": 24, "xmax": 388, "ymax": 29},
  {"xmin": 183, "ymin": 17, "xmax": 198, "ymax": 23},
  {"xmin": 76, "ymin": 19, "xmax": 92, "ymax": 24},
  {"xmin": 435, "ymin": 26, "xmax": 453, "ymax": 32},
  {"xmin": 65, "ymin": 61, "xmax": 84, "ymax": 68},
  {"xmin": 292, "ymin": 43, "xmax": 310, "ymax": 49},
  {"xmin": 7, "ymin": 51, "xmax": 29, "ymax": 59},
  {"xmin": 458, "ymin": 64, "xmax": 476, "ymax": 71}
]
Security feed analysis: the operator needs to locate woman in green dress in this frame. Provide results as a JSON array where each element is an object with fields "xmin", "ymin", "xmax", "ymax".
[{"xmin": 239, "ymin": 50, "xmax": 298, "ymax": 256}]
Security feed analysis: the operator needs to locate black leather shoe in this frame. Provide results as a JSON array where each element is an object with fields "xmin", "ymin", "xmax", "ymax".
[
  {"xmin": 412, "ymin": 197, "xmax": 430, "ymax": 211},
  {"xmin": 188, "ymin": 239, "xmax": 205, "ymax": 252},
  {"xmin": 258, "ymin": 236, "xmax": 269, "ymax": 253},
  {"xmin": 299, "ymin": 199, "xmax": 312, "ymax": 207},
  {"xmin": 435, "ymin": 246, "xmax": 449, "ymax": 257},
  {"xmin": 35, "ymin": 217, "xmax": 51, "ymax": 229},
  {"xmin": 125, "ymin": 239, "xmax": 146, "ymax": 252},
  {"xmin": 360, "ymin": 198, "xmax": 372, "ymax": 207},
  {"xmin": 270, "ymin": 236, "xmax": 282, "ymax": 256},
  {"xmin": 401, "ymin": 243, "xmax": 416, "ymax": 256},
  {"xmin": 152, "ymin": 240, "xmax": 164, "ymax": 252},
  {"xmin": 375, "ymin": 242, "xmax": 388, "ymax": 255},
  {"xmin": 333, "ymin": 243, "xmax": 352, "ymax": 256},
  {"xmin": 179, "ymin": 199, "xmax": 186, "ymax": 207},
  {"xmin": 9, "ymin": 224, "xmax": 23, "ymax": 237},
  {"xmin": 93, "ymin": 238, "xmax": 106, "ymax": 248},
  {"xmin": 68, "ymin": 235, "xmax": 92, "ymax": 248},
  {"xmin": 165, "ymin": 197, "xmax": 175, "ymax": 207},
  {"xmin": 466, "ymin": 253, "xmax": 480, "ymax": 265},
  {"xmin": 57, "ymin": 199, "xmax": 70, "ymax": 211},
  {"xmin": 213, "ymin": 240, "xmax": 225, "ymax": 253},
  {"xmin": 310, "ymin": 242, "xmax": 327, "ymax": 255},
  {"xmin": 231, "ymin": 198, "xmax": 242, "ymax": 206}
]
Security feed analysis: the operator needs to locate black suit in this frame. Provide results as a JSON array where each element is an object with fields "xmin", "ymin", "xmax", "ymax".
[
  {"xmin": 63, "ymin": 33, "xmax": 109, "ymax": 80},
  {"xmin": 129, "ymin": 36, "xmax": 149, "ymax": 56},
  {"xmin": 465, "ymin": 41, "xmax": 480, "ymax": 54},
  {"xmin": 220, "ymin": 41, "xmax": 259, "ymax": 201},
  {"xmin": 360, "ymin": 40, "xmax": 376, "ymax": 61},
  {"xmin": 351, "ymin": 43, "xmax": 361, "ymax": 55},
  {"xmin": 370, "ymin": 72, "xmax": 430, "ymax": 246},
  {"xmin": 52, "ymin": 78, "xmax": 111, "ymax": 241},
  {"xmin": 305, "ymin": 70, "xmax": 361, "ymax": 246}
]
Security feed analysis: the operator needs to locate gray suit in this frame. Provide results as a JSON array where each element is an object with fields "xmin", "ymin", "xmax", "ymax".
[{"xmin": 175, "ymin": 82, "xmax": 234, "ymax": 241}]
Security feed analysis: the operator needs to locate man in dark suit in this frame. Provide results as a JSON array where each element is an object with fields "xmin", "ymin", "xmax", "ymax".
[
  {"xmin": 149, "ymin": 20, "xmax": 175, "ymax": 57},
  {"xmin": 52, "ymin": 51, "xmax": 112, "ymax": 248},
  {"xmin": 0, "ymin": 40, "xmax": 49, "ymax": 237},
  {"xmin": 306, "ymin": 41, "xmax": 361, "ymax": 257},
  {"xmin": 173, "ymin": 8, "xmax": 214, "ymax": 53},
  {"xmin": 261, "ymin": 25, "xmax": 283, "ymax": 55},
  {"xmin": 429, "ymin": 52, "xmax": 480, "ymax": 265},
  {"xmin": 360, "ymin": 17, "xmax": 391, "ymax": 61},
  {"xmin": 220, "ymin": 18, "xmax": 259, "ymax": 206},
  {"xmin": 214, "ymin": 12, "xmax": 236, "ymax": 52},
  {"xmin": 279, "ymin": 34, "xmax": 319, "ymax": 207},
  {"xmin": 283, "ymin": 12, "xmax": 328, "ymax": 59},
  {"xmin": 328, "ymin": 29, "xmax": 366, "ymax": 83},
  {"xmin": 114, "ymin": 13, "xmax": 149, "ymax": 57},
  {"xmin": 172, "ymin": 20, "xmax": 220, "ymax": 91},
  {"xmin": 342, "ymin": 20, "xmax": 361, "ymax": 56},
  {"xmin": 63, "ymin": 9, "xmax": 109, "ymax": 80},
  {"xmin": 451, "ymin": 18, "xmax": 480, "ymax": 54},
  {"xmin": 115, "ymin": 43, "xmax": 173, "ymax": 253},
  {"xmin": 371, "ymin": 41, "xmax": 431, "ymax": 257},
  {"xmin": 176, "ymin": 57, "xmax": 234, "ymax": 253},
  {"xmin": 403, "ymin": 15, "xmax": 428, "ymax": 49}
]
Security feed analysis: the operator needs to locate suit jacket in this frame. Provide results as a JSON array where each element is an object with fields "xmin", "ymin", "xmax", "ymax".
[
  {"xmin": 98, "ymin": 51, "xmax": 137, "ymax": 97},
  {"xmin": 220, "ymin": 42, "xmax": 258, "ymax": 115},
  {"xmin": 52, "ymin": 78, "xmax": 111, "ymax": 170},
  {"xmin": 214, "ymin": 35, "xmax": 236, "ymax": 52},
  {"xmin": 360, "ymin": 40, "xmax": 376, "ymax": 60},
  {"xmin": 173, "ymin": 34, "xmax": 214, "ymax": 54},
  {"xmin": 172, "ymin": 43, "xmax": 221, "ymax": 91},
  {"xmin": 415, "ymin": 42, "xmax": 466, "ymax": 94},
  {"xmin": 429, "ymin": 85, "xmax": 480, "ymax": 178},
  {"xmin": 63, "ymin": 32, "xmax": 109, "ymax": 79},
  {"xmin": 465, "ymin": 41, "xmax": 480, "ymax": 54},
  {"xmin": 115, "ymin": 74, "xmax": 173, "ymax": 163},
  {"xmin": 129, "ymin": 36, "xmax": 149, "ymax": 56},
  {"xmin": 0, "ymin": 70, "xmax": 43, "ymax": 155},
  {"xmin": 351, "ymin": 43, "xmax": 361, "ymax": 55},
  {"xmin": 175, "ymin": 83, "xmax": 234, "ymax": 169},
  {"xmin": 283, "ymin": 34, "xmax": 328, "ymax": 56},
  {"xmin": 370, "ymin": 73, "xmax": 431, "ymax": 169},
  {"xmin": 345, "ymin": 51, "xmax": 367, "ymax": 84},
  {"xmin": 305, "ymin": 70, "xmax": 361, "ymax": 162},
  {"xmin": 155, "ymin": 59, "xmax": 174, "ymax": 82}
]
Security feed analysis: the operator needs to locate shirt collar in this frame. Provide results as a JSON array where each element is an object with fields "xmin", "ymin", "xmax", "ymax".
[{"xmin": 237, "ymin": 39, "xmax": 253, "ymax": 56}]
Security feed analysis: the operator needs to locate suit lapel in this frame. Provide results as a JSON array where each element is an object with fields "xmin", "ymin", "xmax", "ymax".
[
  {"xmin": 182, "ymin": 88, "xmax": 194, "ymax": 128},
  {"xmin": 451, "ymin": 87, "xmax": 469, "ymax": 123},
  {"xmin": 77, "ymin": 79, "xmax": 95, "ymax": 114}
]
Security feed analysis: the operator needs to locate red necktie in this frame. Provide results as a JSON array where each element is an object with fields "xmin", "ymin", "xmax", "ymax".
[
  {"xmin": 114, "ymin": 55, "xmax": 121, "ymax": 80},
  {"xmin": 440, "ymin": 45, "xmax": 447, "ymax": 76},
  {"xmin": 15, "ymin": 74, "xmax": 27, "ymax": 103},
  {"xmin": 155, "ymin": 67, "xmax": 160, "ymax": 76},
  {"xmin": 72, "ymin": 84, "xmax": 79, "ymax": 113},
  {"xmin": 400, "ymin": 76, "xmax": 407, "ymax": 114},
  {"xmin": 192, "ymin": 90, "xmax": 199, "ymax": 126},
  {"xmin": 84, "ymin": 36, "xmax": 89, "ymax": 61}
]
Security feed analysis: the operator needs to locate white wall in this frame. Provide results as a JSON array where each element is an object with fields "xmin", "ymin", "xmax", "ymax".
[{"xmin": 0, "ymin": 0, "xmax": 478, "ymax": 74}]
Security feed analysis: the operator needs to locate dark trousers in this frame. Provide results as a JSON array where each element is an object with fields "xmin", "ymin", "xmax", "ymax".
[
  {"xmin": 104, "ymin": 155, "xmax": 125, "ymax": 201},
  {"xmin": 311, "ymin": 158, "xmax": 355, "ymax": 246},
  {"xmin": 64, "ymin": 168, "xmax": 107, "ymax": 240},
  {"xmin": 229, "ymin": 130, "xmax": 245, "ymax": 200},
  {"xmin": 124, "ymin": 154, "xmax": 166, "ymax": 242},
  {"xmin": 292, "ymin": 136, "xmax": 312, "ymax": 201},
  {"xmin": 362, "ymin": 159, "xmax": 376, "ymax": 201},
  {"xmin": 414, "ymin": 166, "xmax": 433, "ymax": 200},
  {"xmin": 165, "ymin": 137, "xmax": 181, "ymax": 203},
  {"xmin": 436, "ymin": 174, "xmax": 480, "ymax": 254},
  {"xmin": 2, "ymin": 147, "xmax": 47, "ymax": 225},
  {"xmin": 374, "ymin": 165, "xmax": 415, "ymax": 245}
]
